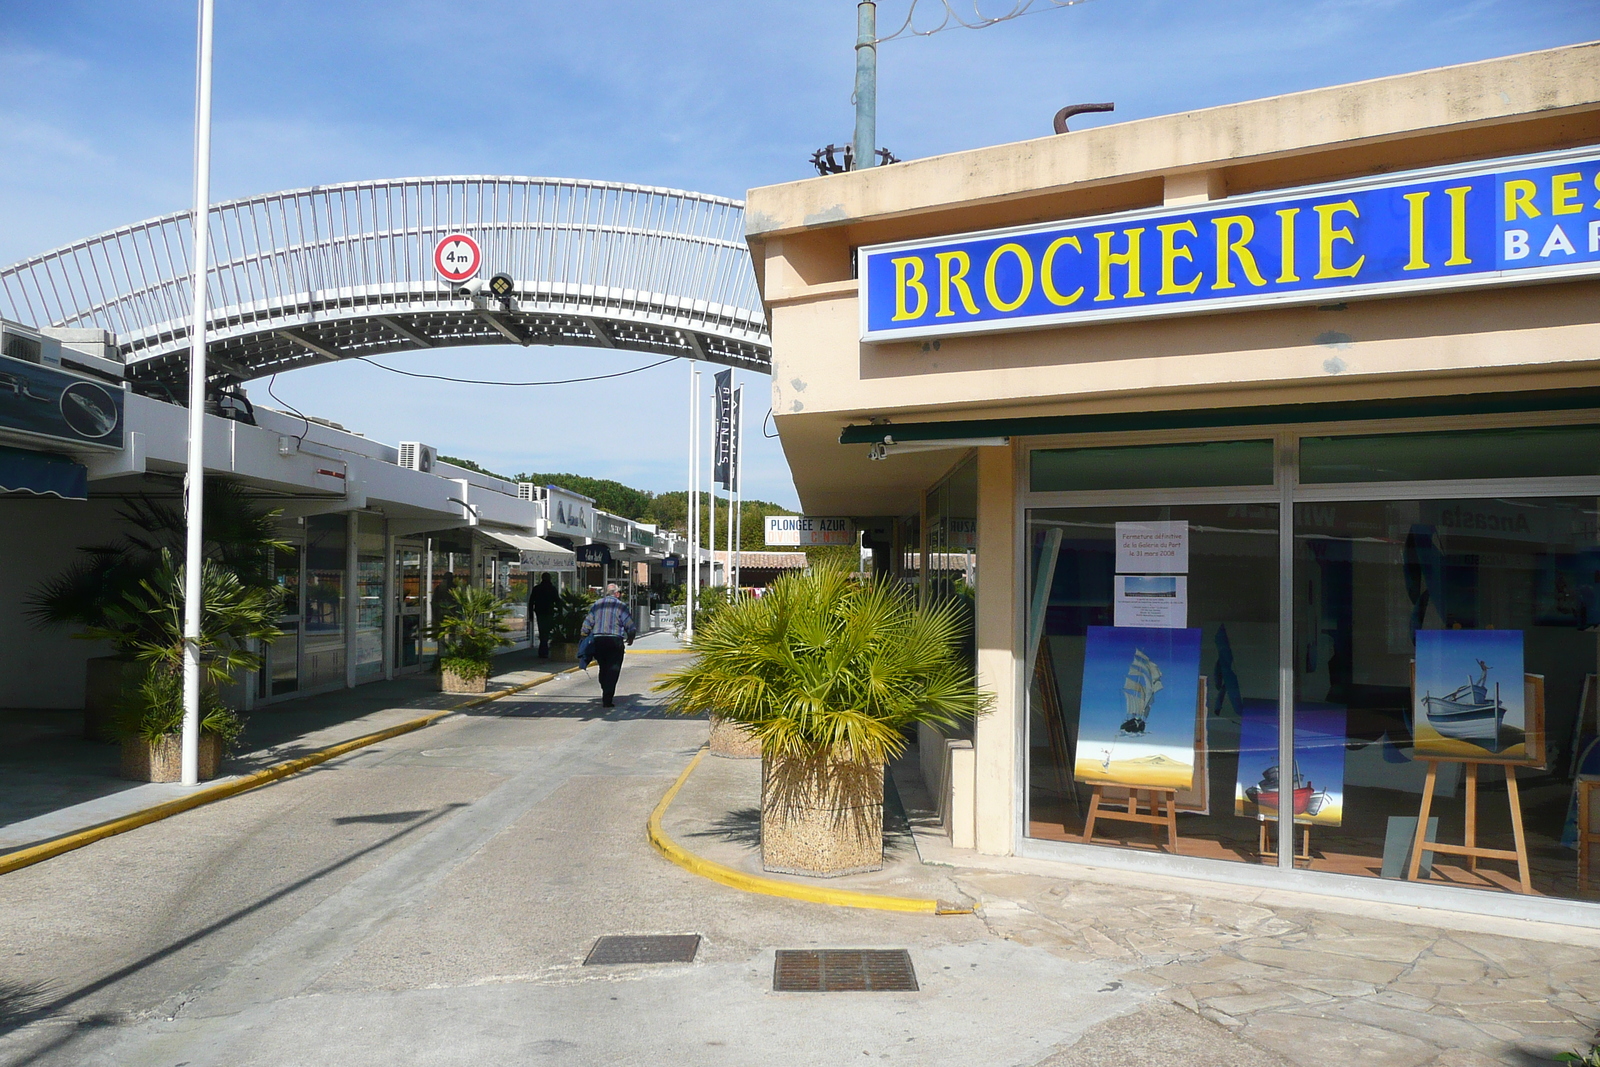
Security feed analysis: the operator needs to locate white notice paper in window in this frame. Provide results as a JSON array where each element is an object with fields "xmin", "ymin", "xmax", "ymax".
[
  {"xmin": 1114, "ymin": 575, "xmax": 1188, "ymax": 628},
  {"xmin": 1115, "ymin": 520, "xmax": 1189, "ymax": 574}
]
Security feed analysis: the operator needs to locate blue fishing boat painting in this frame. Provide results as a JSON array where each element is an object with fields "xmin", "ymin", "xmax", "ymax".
[{"xmin": 1414, "ymin": 630, "xmax": 1525, "ymax": 760}]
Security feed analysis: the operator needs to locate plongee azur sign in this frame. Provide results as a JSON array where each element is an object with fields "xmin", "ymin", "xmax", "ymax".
[{"xmin": 859, "ymin": 148, "xmax": 1600, "ymax": 342}]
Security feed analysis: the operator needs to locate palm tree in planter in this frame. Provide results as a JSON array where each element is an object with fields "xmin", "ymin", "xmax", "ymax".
[
  {"xmin": 655, "ymin": 566, "xmax": 990, "ymax": 877},
  {"xmin": 435, "ymin": 586, "xmax": 513, "ymax": 693},
  {"xmin": 81, "ymin": 551, "xmax": 283, "ymax": 782}
]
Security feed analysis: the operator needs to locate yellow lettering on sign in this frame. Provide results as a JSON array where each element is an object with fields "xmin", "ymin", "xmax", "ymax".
[
  {"xmin": 1211, "ymin": 215, "xmax": 1267, "ymax": 290},
  {"xmin": 891, "ymin": 256, "xmax": 928, "ymax": 321},
  {"xmin": 983, "ymin": 243, "xmax": 1034, "ymax": 312},
  {"xmin": 1402, "ymin": 191, "xmax": 1430, "ymax": 271},
  {"xmin": 1156, "ymin": 221, "xmax": 1201, "ymax": 295},
  {"xmin": 1503, "ymin": 179, "xmax": 1540, "ymax": 221},
  {"xmin": 1444, "ymin": 186, "xmax": 1472, "ymax": 266},
  {"xmin": 1313, "ymin": 201, "xmax": 1364, "ymax": 280},
  {"xmin": 1276, "ymin": 208, "xmax": 1300, "ymax": 283},
  {"xmin": 1552, "ymin": 172, "xmax": 1582, "ymax": 216},
  {"xmin": 935, "ymin": 251, "xmax": 980, "ymax": 317},
  {"xmin": 1039, "ymin": 236, "xmax": 1084, "ymax": 306},
  {"xmin": 1094, "ymin": 228, "xmax": 1145, "ymax": 301}
]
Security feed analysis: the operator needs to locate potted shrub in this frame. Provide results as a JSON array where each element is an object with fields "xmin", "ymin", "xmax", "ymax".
[
  {"xmin": 82, "ymin": 551, "xmax": 282, "ymax": 783},
  {"xmin": 27, "ymin": 482, "xmax": 286, "ymax": 740},
  {"xmin": 435, "ymin": 585, "xmax": 513, "ymax": 693},
  {"xmin": 656, "ymin": 566, "xmax": 989, "ymax": 877},
  {"xmin": 542, "ymin": 588, "xmax": 596, "ymax": 662}
]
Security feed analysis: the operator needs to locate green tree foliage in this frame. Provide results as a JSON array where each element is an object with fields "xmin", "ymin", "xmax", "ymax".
[
  {"xmin": 439, "ymin": 455, "xmax": 515, "ymax": 481},
  {"xmin": 654, "ymin": 566, "xmax": 990, "ymax": 763},
  {"xmin": 516, "ymin": 473, "xmax": 654, "ymax": 520}
]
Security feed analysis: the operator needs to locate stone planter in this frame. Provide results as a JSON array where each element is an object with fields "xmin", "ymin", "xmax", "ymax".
[
  {"xmin": 709, "ymin": 714, "xmax": 761, "ymax": 759},
  {"xmin": 85, "ymin": 656, "xmax": 142, "ymax": 742},
  {"xmin": 546, "ymin": 641, "xmax": 578, "ymax": 662},
  {"xmin": 760, "ymin": 747, "xmax": 885, "ymax": 877},
  {"xmin": 121, "ymin": 732, "xmax": 223, "ymax": 783},
  {"xmin": 441, "ymin": 664, "xmax": 488, "ymax": 694}
]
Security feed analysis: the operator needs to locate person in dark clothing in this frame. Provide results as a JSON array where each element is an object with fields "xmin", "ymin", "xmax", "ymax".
[
  {"xmin": 528, "ymin": 573, "xmax": 560, "ymax": 659},
  {"xmin": 580, "ymin": 583, "xmax": 637, "ymax": 707}
]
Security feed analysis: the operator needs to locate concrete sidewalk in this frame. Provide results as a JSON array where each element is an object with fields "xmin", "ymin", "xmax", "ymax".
[
  {"xmin": 0, "ymin": 647, "xmax": 581, "ymax": 856},
  {"xmin": 656, "ymin": 738, "xmax": 1600, "ymax": 1066}
]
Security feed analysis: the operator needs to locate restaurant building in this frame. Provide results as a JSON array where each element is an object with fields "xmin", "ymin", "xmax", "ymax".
[{"xmin": 746, "ymin": 43, "xmax": 1600, "ymax": 924}]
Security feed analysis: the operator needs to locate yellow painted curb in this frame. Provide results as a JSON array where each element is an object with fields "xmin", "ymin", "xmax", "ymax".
[
  {"xmin": 647, "ymin": 747, "xmax": 962, "ymax": 916},
  {"xmin": 0, "ymin": 666, "xmax": 581, "ymax": 878}
]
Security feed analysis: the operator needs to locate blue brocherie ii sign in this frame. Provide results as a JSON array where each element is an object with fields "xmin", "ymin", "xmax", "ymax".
[{"xmin": 858, "ymin": 147, "xmax": 1600, "ymax": 342}]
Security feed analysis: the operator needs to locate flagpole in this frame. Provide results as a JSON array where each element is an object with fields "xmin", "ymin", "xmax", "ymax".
[{"xmin": 180, "ymin": 0, "xmax": 216, "ymax": 787}]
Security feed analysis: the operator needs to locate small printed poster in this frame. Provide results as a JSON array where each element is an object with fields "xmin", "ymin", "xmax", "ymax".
[
  {"xmin": 1116, "ymin": 520, "xmax": 1189, "ymax": 574},
  {"xmin": 1113, "ymin": 574, "xmax": 1188, "ymax": 629}
]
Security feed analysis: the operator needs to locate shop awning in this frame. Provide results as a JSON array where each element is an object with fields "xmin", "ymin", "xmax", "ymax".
[
  {"xmin": 838, "ymin": 386, "xmax": 1600, "ymax": 446},
  {"xmin": 479, "ymin": 530, "xmax": 577, "ymax": 570},
  {"xmin": 0, "ymin": 445, "xmax": 87, "ymax": 500}
]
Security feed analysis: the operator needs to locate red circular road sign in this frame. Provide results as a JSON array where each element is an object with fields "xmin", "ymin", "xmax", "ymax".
[{"xmin": 433, "ymin": 233, "xmax": 482, "ymax": 283}]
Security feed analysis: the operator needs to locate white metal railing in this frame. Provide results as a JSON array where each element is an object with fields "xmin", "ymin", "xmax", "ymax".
[{"xmin": 0, "ymin": 176, "xmax": 770, "ymax": 374}]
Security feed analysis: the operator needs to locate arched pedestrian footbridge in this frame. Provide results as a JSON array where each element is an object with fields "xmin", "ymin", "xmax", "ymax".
[{"xmin": 0, "ymin": 177, "xmax": 770, "ymax": 391}]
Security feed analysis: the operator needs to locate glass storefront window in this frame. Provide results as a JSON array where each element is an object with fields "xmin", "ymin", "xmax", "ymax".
[
  {"xmin": 1026, "ymin": 504, "xmax": 1280, "ymax": 862},
  {"xmin": 303, "ymin": 514, "xmax": 347, "ymax": 689},
  {"xmin": 353, "ymin": 515, "xmax": 385, "ymax": 681},
  {"xmin": 1295, "ymin": 495, "xmax": 1598, "ymax": 900},
  {"xmin": 925, "ymin": 455, "xmax": 977, "ymax": 605},
  {"xmin": 1300, "ymin": 425, "xmax": 1600, "ymax": 484},
  {"xmin": 1032, "ymin": 440, "xmax": 1274, "ymax": 493}
]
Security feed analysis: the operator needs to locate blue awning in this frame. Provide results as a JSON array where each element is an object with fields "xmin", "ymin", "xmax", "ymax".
[{"xmin": 0, "ymin": 445, "xmax": 88, "ymax": 500}]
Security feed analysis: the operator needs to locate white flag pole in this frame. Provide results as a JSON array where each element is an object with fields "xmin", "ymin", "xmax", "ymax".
[{"xmin": 180, "ymin": 0, "xmax": 216, "ymax": 787}]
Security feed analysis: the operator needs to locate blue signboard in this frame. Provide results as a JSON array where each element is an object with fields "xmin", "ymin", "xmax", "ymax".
[
  {"xmin": 860, "ymin": 147, "xmax": 1600, "ymax": 342},
  {"xmin": 0, "ymin": 354, "xmax": 124, "ymax": 449}
]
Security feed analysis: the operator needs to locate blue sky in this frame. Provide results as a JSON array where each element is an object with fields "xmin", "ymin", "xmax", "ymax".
[{"xmin": 3, "ymin": 1, "xmax": 1597, "ymax": 508}]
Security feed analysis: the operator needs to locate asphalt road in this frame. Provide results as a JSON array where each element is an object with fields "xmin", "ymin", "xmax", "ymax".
[{"xmin": 0, "ymin": 654, "xmax": 1159, "ymax": 1067}]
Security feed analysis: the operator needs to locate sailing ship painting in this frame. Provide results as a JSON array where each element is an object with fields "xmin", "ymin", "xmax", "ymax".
[
  {"xmin": 1413, "ymin": 630, "xmax": 1527, "ymax": 761},
  {"xmin": 1076, "ymin": 626, "xmax": 1203, "ymax": 791},
  {"xmin": 1233, "ymin": 699, "xmax": 1346, "ymax": 826}
]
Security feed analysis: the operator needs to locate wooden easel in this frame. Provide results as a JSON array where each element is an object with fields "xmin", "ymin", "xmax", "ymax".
[
  {"xmin": 1083, "ymin": 786, "xmax": 1179, "ymax": 852},
  {"xmin": 1406, "ymin": 759, "xmax": 1532, "ymax": 894},
  {"xmin": 1259, "ymin": 819, "xmax": 1312, "ymax": 868}
]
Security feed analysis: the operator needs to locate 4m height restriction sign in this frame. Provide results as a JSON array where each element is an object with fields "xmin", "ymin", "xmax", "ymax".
[{"xmin": 433, "ymin": 233, "xmax": 482, "ymax": 283}]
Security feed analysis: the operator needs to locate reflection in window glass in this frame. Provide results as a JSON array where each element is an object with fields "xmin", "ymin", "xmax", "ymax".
[
  {"xmin": 1026, "ymin": 505, "xmax": 1281, "ymax": 864},
  {"xmin": 1032, "ymin": 440, "xmax": 1274, "ymax": 493},
  {"xmin": 1294, "ymin": 496, "xmax": 1598, "ymax": 900},
  {"xmin": 1300, "ymin": 425, "xmax": 1600, "ymax": 484}
]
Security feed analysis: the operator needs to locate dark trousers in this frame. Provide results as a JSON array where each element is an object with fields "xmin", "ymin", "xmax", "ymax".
[
  {"xmin": 591, "ymin": 635, "xmax": 626, "ymax": 705},
  {"xmin": 533, "ymin": 611, "xmax": 554, "ymax": 658}
]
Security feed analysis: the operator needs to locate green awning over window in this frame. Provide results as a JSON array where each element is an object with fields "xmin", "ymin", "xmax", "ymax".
[
  {"xmin": 0, "ymin": 445, "xmax": 87, "ymax": 500},
  {"xmin": 837, "ymin": 387, "xmax": 1600, "ymax": 446}
]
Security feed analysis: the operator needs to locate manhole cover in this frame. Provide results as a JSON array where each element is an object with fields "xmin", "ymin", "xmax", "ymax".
[
  {"xmin": 583, "ymin": 935, "xmax": 701, "ymax": 965},
  {"xmin": 772, "ymin": 949, "xmax": 918, "ymax": 992}
]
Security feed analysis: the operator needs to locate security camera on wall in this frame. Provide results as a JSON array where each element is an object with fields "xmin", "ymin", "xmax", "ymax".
[{"xmin": 455, "ymin": 277, "xmax": 486, "ymax": 300}]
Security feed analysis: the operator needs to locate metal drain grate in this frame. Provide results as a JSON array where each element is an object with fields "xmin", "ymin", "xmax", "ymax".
[
  {"xmin": 772, "ymin": 949, "xmax": 919, "ymax": 992},
  {"xmin": 583, "ymin": 935, "xmax": 701, "ymax": 965}
]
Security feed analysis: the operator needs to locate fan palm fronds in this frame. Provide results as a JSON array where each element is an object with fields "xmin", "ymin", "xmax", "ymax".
[{"xmin": 655, "ymin": 566, "xmax": 990, "ymax": 764}]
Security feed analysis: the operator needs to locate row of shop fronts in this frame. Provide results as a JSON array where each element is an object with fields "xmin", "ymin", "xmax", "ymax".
[
  {"xmin": 748, "ymin": 43, "xmax": 1600, "ymax": 923},
  {"xmin": 0, "ymin": 327, "xmax": 710, "ymax": 711}
]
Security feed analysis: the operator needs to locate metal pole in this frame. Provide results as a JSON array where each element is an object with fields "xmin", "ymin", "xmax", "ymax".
[
  {"xmin": 733, "ymin": 384, "xmax": 743, "ymax": 590},
  {"xmin": 686, "ymin": 362, "xmax": 698, "ymax": 639},
  {"xmin": 180, "ymin": 0, "xmax": 216, "ymax": 787},
  {"xmin": 853, "ymin": 1, "xmax": 877, "ymax": 171},
  {"xmin": 725, "ymin": 372, "xmax": 735, "ymax": 592}
]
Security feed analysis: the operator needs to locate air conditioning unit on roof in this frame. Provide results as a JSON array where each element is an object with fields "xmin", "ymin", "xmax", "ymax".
[
  {"xmin": 517, "ymin": 482, "xmax": 540, "ymax": 502},
  {"xmin": 398, "ymin": 441, "xmax": 437, "ymax": 473}
]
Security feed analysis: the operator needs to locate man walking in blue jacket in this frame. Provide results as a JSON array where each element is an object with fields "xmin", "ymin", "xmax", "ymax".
[{"xmin": 581, "ymin": 583, "xmax": 637, "ymax": 707}]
